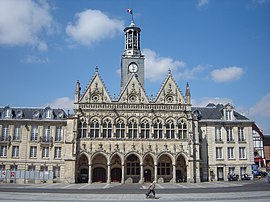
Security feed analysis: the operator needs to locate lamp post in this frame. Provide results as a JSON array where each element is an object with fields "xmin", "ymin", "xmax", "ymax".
[{"xmin": 24, "ymin": 125, "xmax": 29, "ymax": 184}]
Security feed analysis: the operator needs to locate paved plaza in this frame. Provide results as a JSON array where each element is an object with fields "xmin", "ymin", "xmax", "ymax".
[{"xmin": 0, "ymin": 180, "xmax": 269, "ymax": 202}]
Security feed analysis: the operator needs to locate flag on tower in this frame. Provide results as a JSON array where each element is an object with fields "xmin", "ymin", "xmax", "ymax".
[{"xmin": 127, "ymin": 9, "xmax": 133, "ymax": 14}]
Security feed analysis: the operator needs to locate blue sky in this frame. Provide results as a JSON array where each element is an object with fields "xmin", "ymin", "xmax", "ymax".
[{"xmin": 0, "ymin": 0, "xmax": 269, "ymax": 134}]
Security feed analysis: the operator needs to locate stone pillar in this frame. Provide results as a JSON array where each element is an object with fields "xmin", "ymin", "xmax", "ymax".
[
  {"xmin": 154, "ymin": 163, "xmax": 158, "ymax": 182},
  {"xmin": 172, "ymin": 163, "xmax": 176, "ymax": 183},
  {"xmin": 140, "ymin": 163, "xmax": 144, "ymax": 183},
  {"xmin": 107, "ymin": 164, "xmax": 111, "ymax": 183},
  {"xmin": 121, "ymin": 164, "xmax": 125, "ymax": 184},
  {"xmin": 88, "ymin": 163, "xmax": 92, "ymax": 183}
]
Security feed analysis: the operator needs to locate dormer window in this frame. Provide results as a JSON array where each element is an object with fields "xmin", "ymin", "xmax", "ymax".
[
  {"xmin": 4, "ymin": 108, "xmax": 11, "ymax": 118},
  {"xmin": 225, "ymin": 110, "xmax": 233, "ymax": 121},
  {"xmin": 45, "ymin": 109, "xmax": 52, "ymax": 119}
]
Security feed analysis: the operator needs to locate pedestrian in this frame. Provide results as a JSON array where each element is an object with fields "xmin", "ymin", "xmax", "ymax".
[{"xmin": 146, "ymin": 181, "xmax": 156, "ymax": 198}]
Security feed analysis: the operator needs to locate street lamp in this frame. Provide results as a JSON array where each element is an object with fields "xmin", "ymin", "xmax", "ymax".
[{"xmin": 24, "ymin": 125, "xmax": 30, "ymax": 184}]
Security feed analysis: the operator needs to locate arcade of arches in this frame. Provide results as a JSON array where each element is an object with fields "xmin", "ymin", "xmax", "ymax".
[{"xmin": 76, "ymin": 152, "xmax": 187, "ymax": 183}]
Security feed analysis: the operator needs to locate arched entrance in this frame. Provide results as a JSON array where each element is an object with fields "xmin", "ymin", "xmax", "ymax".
[
  {"xmin": 176, "ymin": 154, "xmax": 187, "ymax": 182},
  {"xmin": 125, "ymin": 154, "xmax": 140, "ymax": 183},
  {"xmin": 92, "ymin": 153, "xmax": 108, "ymax": 183},
  {"xmin": 143, "ymin": 154, "xmax": 154, "ymax": 183},
  {"xmin": 77, "ymin": 154, "xmax": 89, "ymax": 183},
  {"xmin": 93, "ymin": 167, "xmax": 106, "ymax": 182},
  {"xmin": 111, "ymin": 154, "xmax": 122, "ymax": 182},
  {"xmin": 157, "ymin": 154, "xmax": 173, "ymax": 183},
  {"xmin": 111, "ymin": 168, "xmax": 122, "ymax": 182}
]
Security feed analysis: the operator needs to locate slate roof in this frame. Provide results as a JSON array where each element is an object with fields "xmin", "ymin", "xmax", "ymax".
[
  {"xmin": 192, "ymin": 103, "xmax": 249, "ymax": 121},
  {"xmin": 0, "ymin": 106, "xmax": 67, "ymax": 120}
]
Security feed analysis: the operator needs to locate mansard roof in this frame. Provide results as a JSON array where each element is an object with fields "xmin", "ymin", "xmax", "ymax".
[
  {"xmin": 192, "ymin": 103, "xmax": 249, "ymax": 121},
  {"xmin": 0, "ymin": 106, "xmax": 67, "ymax": 120}
]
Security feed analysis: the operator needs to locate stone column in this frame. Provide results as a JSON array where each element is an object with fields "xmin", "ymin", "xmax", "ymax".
[
  {"xmin": 88, "ymin": 163, "xmax": 92, "ymax": 183},
  {"xmin": 107, "ymin": 164, "xmax": 111, "ymax": 183},
  {"xmin": 121, "ymin": 164, "xmax": 125, "ymax": 184},
  {"xmin": 172, "ymin": 163, "xmax": 176, "ymax": 183},
  {"xmin": 140, "ymin": 163, "xmax": 144, "ymax": 183},
  {"xmin": 154, "ymin": 163, "xmax": 158, "ymax": 182}
]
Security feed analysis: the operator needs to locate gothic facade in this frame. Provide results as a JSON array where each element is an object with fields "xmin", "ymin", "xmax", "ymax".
[{"xmin": 0, "ymin": 20, "xmax": 255, "ymax": 184}]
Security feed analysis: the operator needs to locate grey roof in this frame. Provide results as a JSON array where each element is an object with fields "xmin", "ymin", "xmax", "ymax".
[
  {"xmin": 0, "ymin": 106, "xmax": 67, "ymax": 120},
  {"xmin": 192, "ymin": 103, "xmax": 249, "ymax": 121}
]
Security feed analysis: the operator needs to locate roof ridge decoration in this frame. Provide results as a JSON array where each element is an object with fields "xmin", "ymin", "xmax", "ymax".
[
  {"xmin": 118, "ymin": 73, "xmax": 149, "ymax": 103},
  {"xmin": 79, "ymin": 67, "xmax": 112, "ymax": 103},
  {"xmin": 154, "ymin": 70, "xmax": 185, "ymax": 104}
]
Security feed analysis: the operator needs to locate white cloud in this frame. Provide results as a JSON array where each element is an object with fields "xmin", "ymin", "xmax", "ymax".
[
  {"xmin": 143, "ymin": 49, "xmax": 186, "ymax": 82},
  {"xmin": 23, "ymin": 55, "xmax": 50, "ymax": 64},
  {"xmin": 47, "ymin": 97, "xmax": 74, "ymax": 112},
  {"xmin": 210, "ymin": 66, "xmax": 244, "ymax": 83},
  {"xmin": 0, "ymin": 0, "xmax": 54, "ymax": 51},
  {"xmin": 252, "ymin": 0, "xmax": 270, "ymax": 4},
  {"xmin": 66, "ymin": 9, "xmax": 124, "ymax": 46},
  {"xmin": 197, "ymin": 0, "xmax": 209, "ymax": 7},
  {"xmin": 250, "ymin": 92, "xmax": 270, "ymax": 117},
  {"xmin": 192, "ymin": 97, "xmax": 233, "ymax": 107}
]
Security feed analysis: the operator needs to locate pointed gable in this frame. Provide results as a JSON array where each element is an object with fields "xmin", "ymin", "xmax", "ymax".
[
  {"xmin": 79, "ymin": 70, "xmax": 111, "ymax": 103},
  {"xmin": 155, "ymin": 73, "xmax": 185, "ymax": 104},
  {"xmin": 118, "ymin": 74, "xmax": 149, "ymax": 103}
]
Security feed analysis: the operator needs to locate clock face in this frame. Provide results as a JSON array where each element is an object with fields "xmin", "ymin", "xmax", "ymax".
[{"xmin": 128, "ymin": 63, "xmax": 138, "ymax": 73}]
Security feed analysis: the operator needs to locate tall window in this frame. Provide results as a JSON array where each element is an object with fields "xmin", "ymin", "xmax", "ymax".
[
  {"xmin": 166, "ymin": 120, "xmax": 175, "ymax": 139},
  {"xmin": 43, "ymin": 126, "xmax": 51, "ymax": 142},
  {"xmin": 79, "ymin": 121, "xmax": 87, "ymax": 138},
  {"xmin": 0, "ymin": 146, "xmax": 7, "ymax": 157},
  {"xmin": 13, "ymin": 125, "xmax": 21, "ymax": 141},
  {"xmin": 55, "ymin": 126, "xmax": 62, "ymax": 141},
  {"xmin": 1, "ymin": 125, "xmax": 9, "ymax": 141},
  {"xmin": 239, "ymin": 147, "xmax": 246, "ymax": 159},
  {"xmin": 226, "ymin": 127, "xmax": 233, "ymax": 142},
  {"xmin": 126, "ymin": 155, "xmax": 140, "ymax": 175},
  {"xmin": 141, "ymin": 120, "xmax": 150, "ymax": 139},
  {"xmin": 90, "ymin": 119, "xmax": 99, "ymax": 138},
  {"xmin": 153, "ymin": 119, "xmax": 162, "ymax": 139},
  {"xmin": 30, "ymin": 146, "xmax": 37, "ymax": 158},
  {"xmin": 238, "ymin": 127, "xmax": 245, "ymax": 142},
  {"xmin": 215, "ymin": 127, "xmax": 222, "ymax": 141},
  {"xmin": 216, "ymin": 147, "xmax": 223, "ymax": 159},
  {"xmin": 116, "ymin": 119, "xmax": 125, "ymax": 139},
  {"xmin": 240, "ymin": 167, "xmax": 246, "ymax": 175},
  {"xmin": 102, "ymin": 118, "xmax": 112, "ymax": 138},
  {"xmin": 53, "ymin": 166, "xmax": 61, "ymax": 178},
  {"xmin": 42, "ymin": 147, "xmax": 49, "ymax": 158},
  {"xmin": 54, "ymin": 147, "xmax": 62, "ymax": 159},
  {"xmin": 45, "ymin": 109, "xmax": 52, "ymax": 119},
  {"xmin": 227, "ymin": 147, "xmax": 234, "ymax": 159},
  {"xmin": 157, "ymin": 163, "xmax": 171, "ymax": 175},
  {"xmin": 12, "ymin": 146, "xmax": 19, "ymax": 158},
  {"xmin": 228, "ymin": 167, "xmax": 235, "ymax": 174},
  {"xmin": 128, "ymin": 119, "xmax": 138, "ymax": 139},
  {"xmin": 178, "ymin": 119, "xmax": 187, "ymax": 139},
  {"xmin": 225, "ymin": 110, "xmax": 233, "ymax": 120},
  {"xmin": 31, "ymin": 125, "xmax": 38, "ymax": 141}
]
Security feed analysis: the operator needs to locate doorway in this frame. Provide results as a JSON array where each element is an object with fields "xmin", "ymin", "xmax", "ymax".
[{"xmin": 144, "ymin": 169, "xmax": 152, "ymax": 182}]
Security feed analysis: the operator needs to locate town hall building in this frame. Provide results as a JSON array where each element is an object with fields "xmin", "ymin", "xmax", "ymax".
[{"xmin": 0, "ymin": 19, "xmax": 255, "ymax": 184}]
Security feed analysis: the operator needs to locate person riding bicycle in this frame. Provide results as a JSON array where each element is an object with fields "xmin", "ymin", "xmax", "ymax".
[{"xmin": 146, "ymin": 181, "xmax": 156, "ymax": 198}]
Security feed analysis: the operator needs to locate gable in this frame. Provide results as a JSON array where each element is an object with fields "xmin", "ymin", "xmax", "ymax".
[
  {"xmin": 79, "ymin": 73, "xmax": 111, "ymax": 103},
  {"xmin": 155, "ymin": 74, "xmax": 185, "ymax": 104},
  {"xmin": 118, "ymin": 74, "xmax": 149, "ymax": 103}
]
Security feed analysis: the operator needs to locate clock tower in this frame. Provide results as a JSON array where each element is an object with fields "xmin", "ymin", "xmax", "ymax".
[{"xmin": 120, "ymin": 20, "xmax": 145, "ymax": 91}]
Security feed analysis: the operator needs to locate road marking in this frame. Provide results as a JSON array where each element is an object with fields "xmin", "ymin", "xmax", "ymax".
[
  {"xmin": 103, "ymin": 184, "xmax": 111, "ymax": 189},
  {"xmin": 78, "ymin": 183, "xmax": 90, "ymax": 189},
  {"xmin": 156, "ymin": 183, "xmax": 164, "ymax": 189},
  {"xmin": 61, "ymin": 184, "xmax": 74, "ymax": 189}
]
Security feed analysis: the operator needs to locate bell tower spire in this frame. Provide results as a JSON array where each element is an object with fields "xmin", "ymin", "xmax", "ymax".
[{"xmin": 120, "ymin": 10, "xmax": 145, "ymax": 92}]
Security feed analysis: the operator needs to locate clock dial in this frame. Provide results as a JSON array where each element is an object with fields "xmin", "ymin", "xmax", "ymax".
[{"xmin": 128, "ymin": 63, "xmax": 138, "ymax": 73}]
